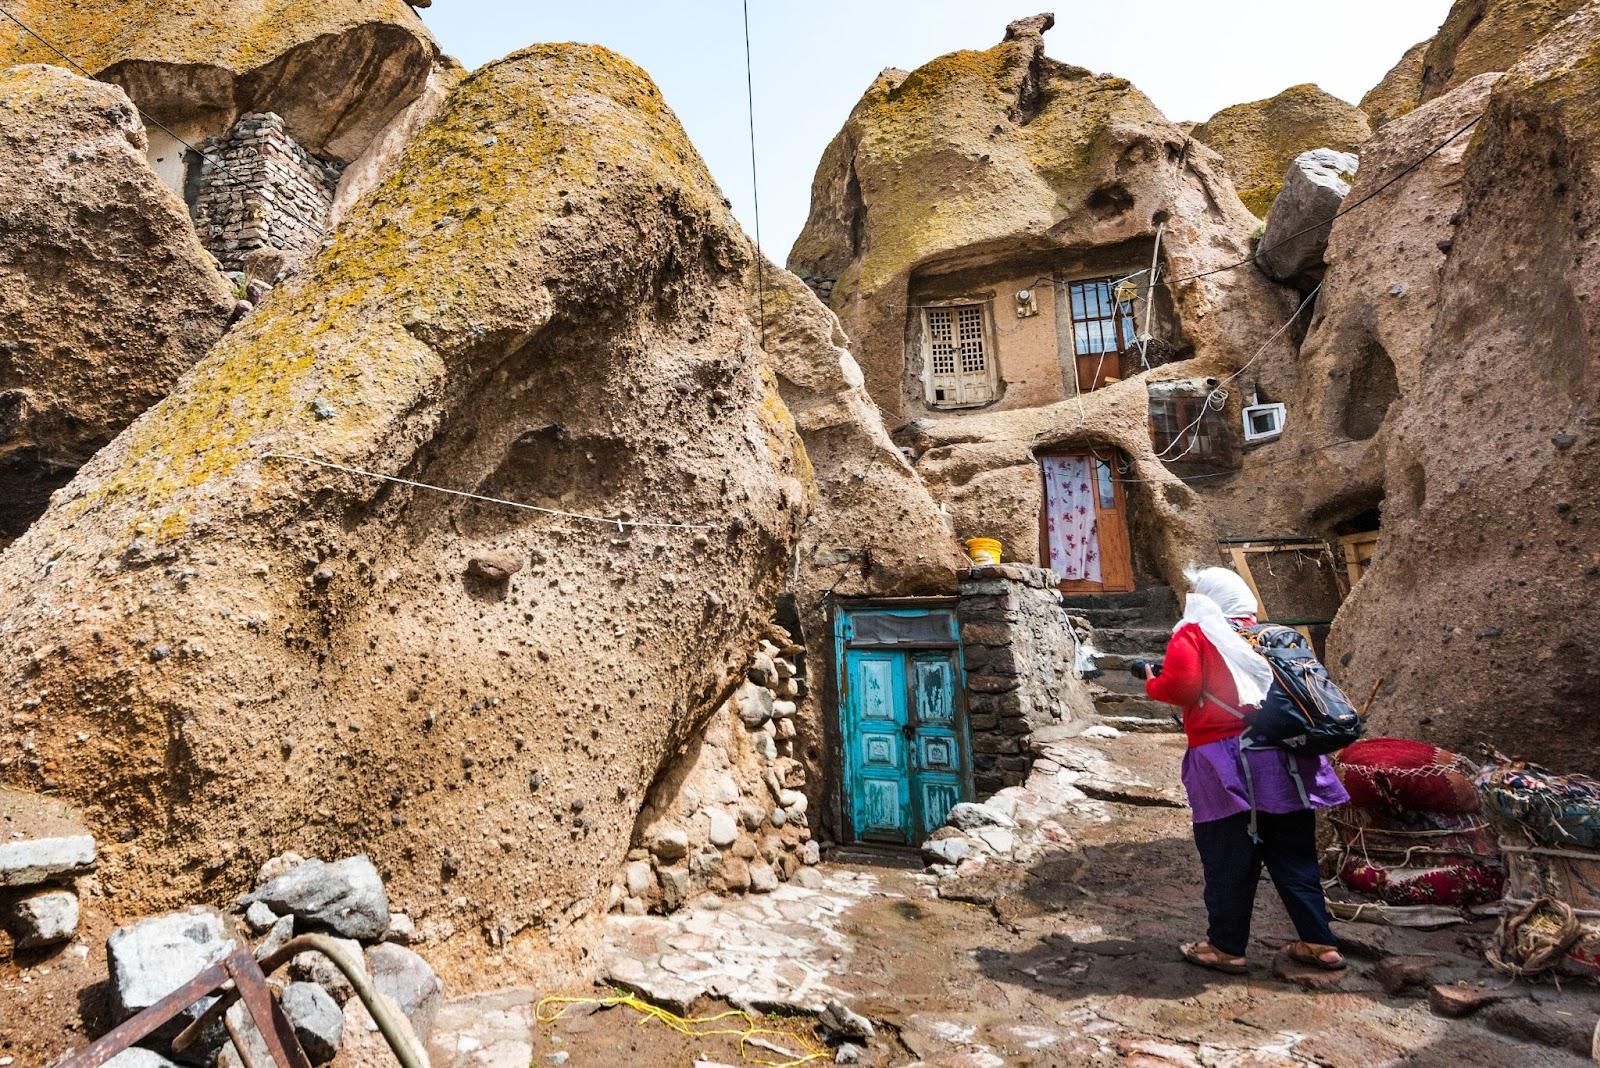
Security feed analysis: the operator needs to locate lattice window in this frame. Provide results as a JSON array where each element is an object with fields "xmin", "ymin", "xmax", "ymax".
[{"xmin": 922, "ymin": 302, "xmax": 994, "ymax": 409}]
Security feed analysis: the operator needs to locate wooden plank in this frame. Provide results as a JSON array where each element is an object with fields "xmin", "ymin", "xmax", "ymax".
[{"xmin": 1228, "ymin": 547, "xmax": 1269, "ymax": 620}]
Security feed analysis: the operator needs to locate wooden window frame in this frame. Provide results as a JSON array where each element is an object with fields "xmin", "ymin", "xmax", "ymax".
[
  {"xmin": 919, "ymin": 298, "xmax": 998, "ymax": 410},
  {"xmin": 1148, "ymin": 393, "xmax": 1232, "ymax": 467},
  {"xmin": 1066, "ymin": 277, "xmax": 1138, "ymax": 391}
]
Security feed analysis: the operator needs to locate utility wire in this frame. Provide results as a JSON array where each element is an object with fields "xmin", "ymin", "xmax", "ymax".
[
  {"xmin": 0, "ymin": 1, "xmax": 242, "ymax": 184},
  {"xmin": 741, "ymin": 0, "xmax": 767, "ymax": 349},
  {"xmin": 263, "ymin": 453, "xmax": 719, "ymax": 531},
  {"xmin": 1165, "ymin": 113, "xmax": 1483, "ymax": 286}
]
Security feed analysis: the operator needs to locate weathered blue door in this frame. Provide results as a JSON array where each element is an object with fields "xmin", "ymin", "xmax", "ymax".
[{"xmin": 836, "ymin": 606, "xmax": 971, "ymax": 845}]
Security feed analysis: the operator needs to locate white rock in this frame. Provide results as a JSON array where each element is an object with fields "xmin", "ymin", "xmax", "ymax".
[
  {"xmin": 384, "ymin": 912, "xmax": 417, "ymax": 945},
  {"xmin": 1256, "ymin": 148, "xmax": 1359, "ymax": 283},
  {"xmin": 242, "ymin": 855, "xmax": 389, "ymax": 941},
  {"xmin": 107, "ymin": 907, "xmax": 235, "ymax": 1057},
  {"xmin": 646, "ymin": 823, "xmax": 690, "ymax": 861},
  {"xmin": 1080, "ymin": 724, "xmax": 1121, "ymax": 739},
  {"xmin": 289, "ymin": 936, "xmax": 365, "ymax": 1004},
  {"xmin": 777, "ymin": 789, "xmax": 807, "ymax": 816},
  {"xmin": 256, "ymin": 850, "xmax": 308, "ymax": 886},
  {"xmin": 625, "ymin": 860, "xmax": 654, "ymax": 897},
  {"xmin": 4, "ymin": 887, "xmax": 79, "ymax": 948},
  {"xmin": 243, "ymin": 900, "xmax": 279, "ymax": 934},
  {"xmin": 366, "ymin": 942, "xmax": 444, "ymax": 1041},
  {"xmin": 820, "ymin": 999, "xmax": 875, "ymax": 1041},
  {"xmin": 0, "ymin": 834, "xmax": 95, "ymax": 887},
  {"xmin": 748, "ymin": 861, "xmax": 779, "ymax": 893},
  {"xmin": 801, "ymin": 841, "xmax": 820, "ymax": 866},
  {"xmin": 707, "ymin": 809, "xmax": 738, "ymax": 848},
  {"xmin": 102, "ymin": 1051, "xmax": 182, "ymax": 1068},
  {"xmin": 921, "ymin": 838, "xmax": 971, "ymax": 866},
  {"xmin": 945, "ymin": 802, "xmax": 1015, "ymax": 831},
  {"xmin": 771, "ymin": 700, "xmax": 797, "ymax": 719}
]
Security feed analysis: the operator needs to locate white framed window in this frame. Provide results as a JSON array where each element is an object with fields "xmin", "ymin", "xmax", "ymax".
[{"xmin": 920, "ymin": 301, "xmax": 996, "ymax": 409}]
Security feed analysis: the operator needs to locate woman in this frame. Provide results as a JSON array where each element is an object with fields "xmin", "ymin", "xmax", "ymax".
[{"xmin": 1143, "ymin": 567, "xmax": 1349, "ymax": 974}]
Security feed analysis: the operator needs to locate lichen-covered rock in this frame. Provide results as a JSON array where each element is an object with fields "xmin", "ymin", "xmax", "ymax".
[
  {"xmin": 1191, "ymin": 84, "xmax": 1372, "ymax": 218},
  {"xmin": 1362, "ymin": 39, "xmax": 1431, "ymax": 128},
  {"xmin": 1361, "ymin": 0, "xmax": 1588, "ymax": 128},
  {"xmin": 0, "ymin": 0, "xmax": 440, "ymax": 161},
  {"xmin": 0, "ymin": 66, "xmax": 234, "ymax": 543},
  {"xmin": 0, "ymin": 44, "xmax": 809, "ymax": 983},
  {"xmin": 1254, "ymin": 149, "xmax": 1359, "ymax": 285},
  {"xmin": 1326, "ymin": 7, "xmax": 1600, "ymax": 765}
]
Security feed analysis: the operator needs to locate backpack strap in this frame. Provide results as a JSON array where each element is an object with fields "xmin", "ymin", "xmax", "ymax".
[{"xmin": 1201, "ymin": 690, "xmax": 1249, "ymax": 721}]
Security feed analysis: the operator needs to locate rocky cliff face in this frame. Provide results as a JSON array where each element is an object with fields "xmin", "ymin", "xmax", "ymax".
[
  {"xmin": 0, "ymin": 65, "xmax": 234, "ymax": 544},
  {"xmin": 0, "ymin": 44, "xmax": 811, "ymax": 980},
  {"xmin": 0, "ymin": 0, "xmax": 440, "ymax": 162},
  {"xmin": 1326, "ymin": 6, "xmax": 1600, "ymax": 765},
  {"xmin": 787, "ymin": 14, "xmax": 1294, "ymax": 428},
  {"xmin": 1361, "ymin": 0, "xmax": 1588, "ymax": 128},
  {"xmin": 1191, "ymin": 84, "xmax": 1372, "ymax": 218}
]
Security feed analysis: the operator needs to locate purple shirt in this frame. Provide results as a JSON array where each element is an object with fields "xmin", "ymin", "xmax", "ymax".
[{"xmin": 1182, "ymin": 735, "xmax": 1350, "ymax": 824}]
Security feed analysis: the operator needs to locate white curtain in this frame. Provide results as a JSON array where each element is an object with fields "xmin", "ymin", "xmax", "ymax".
[{"xmin": 1042, "ymin": 455, "xmax": 1102, "ymax": 582}]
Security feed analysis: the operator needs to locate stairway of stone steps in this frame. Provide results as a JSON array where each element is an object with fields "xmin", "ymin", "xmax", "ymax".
[{"xmin": 1066, "ymin": 586, "xmax": 1184, "ymax": 733}]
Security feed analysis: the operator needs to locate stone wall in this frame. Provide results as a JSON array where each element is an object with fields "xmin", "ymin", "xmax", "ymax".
[
  {"xmin": 613, "ymin": 627, "xmax": 821, "ymax": 914},
  {"xmin": 958, "ymin": 564, "xmax": 1094, "ymax": 794},
  {"xmin": 192, "ymin": 112, "xmax": 342, "ymax": 270}
]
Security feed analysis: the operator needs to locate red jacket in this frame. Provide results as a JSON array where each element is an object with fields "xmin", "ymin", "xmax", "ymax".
[{"xmin": 1145, "ymin": 620, "xmax": 1255, "ymax": 748}]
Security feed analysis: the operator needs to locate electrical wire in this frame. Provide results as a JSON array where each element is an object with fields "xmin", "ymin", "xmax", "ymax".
[
  {"xmin": 1164, "ymin": 113, "xmax": 1483, "ymax": 287},
  {"xmin": 1113, "ymin": 434, "xmax": 1371, "ymax": 484},
  {"xmin": 741, "ymin": 0, "xmax": 767, "ymax": 350},
  {"xmin": 0, "ymin": 1, "xmax": 242, "ymax": 183}
]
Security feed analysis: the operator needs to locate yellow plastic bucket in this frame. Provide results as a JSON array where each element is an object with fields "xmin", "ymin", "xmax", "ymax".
[{"xmin": 965, "ymin": 537, "xmax": 1003, "ymax": 565}]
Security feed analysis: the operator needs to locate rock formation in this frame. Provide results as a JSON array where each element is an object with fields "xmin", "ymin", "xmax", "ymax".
[
  {"xmin": 1254, "ymin": 149, "xmax": 1359, "ymax": 287},
  {"xmin": 0, "ymin": 65, "xmax": 235, "ymax": 544},
  {"xmin": 0, "ymin": 44, "xmax": 812, "ymax": 981},
  {"xmin": 1361, "ymin": 0, "xmax": 1588, "ymax": 128},
  {"xmin": 1191, "ymin": 84, "xmax": 1372, "ymax": 218},
  {"xmin": 788, "ymin": 13, "xmax": 1297, "ymax": 589},
  {"xmin": 0, "ymin": 0, "xmax": 440, "ymax": 162},
  {"xmin": 1323, "ymin": 6, "xmax": 1600, "ymax": 765}
]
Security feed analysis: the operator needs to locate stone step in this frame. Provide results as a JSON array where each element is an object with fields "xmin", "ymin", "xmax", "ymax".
[
  {"xmin": 1090, "ymin": 688, "xmax": 1179, "ymax": 721},
  {"xmin": 1098, "ymin": 714, "xmax": 1184, "ymax": 734},
  {"xmin": 1085, "ymin": 626, "xmax": 1173, "ymax": 655}
]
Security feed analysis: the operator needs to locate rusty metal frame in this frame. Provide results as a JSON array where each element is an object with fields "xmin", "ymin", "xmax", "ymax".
[{"xmin": 55, "ymin": 933, "xmax": 424, "ymax": 1068}]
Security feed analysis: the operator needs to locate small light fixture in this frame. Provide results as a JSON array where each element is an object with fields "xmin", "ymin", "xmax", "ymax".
[{"xmin": 1015, "ymin": 288, "xmax": 1038, "ymax": 318}]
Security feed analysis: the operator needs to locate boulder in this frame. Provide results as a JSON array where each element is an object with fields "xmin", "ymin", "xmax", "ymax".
[
  {"xmin": 364, "ymin": 942, "xmax": 442, "ymax": 1042},
  {"xmin": 1191, "ymin": 84, "xmax": 1371, "ymax": 218},
  {"xmin": 0, "ymin": 833, "xmax": 95, "ymax": 887},
  {"xmin": 819, "ymin": 999, "xmax": 875, "ymax": 1042},
  {"xmin": 0, "ymin": 0, "xmax": 441, "ymax": 163},
  {"xmin": 289, "ymin": 936, "xmax": 366, "ymax": 1004},
  {"xmin": 106, "ymin": 907, "xmax": 235, "ymax": 1059},
  {"xmin": 1254, "ymin": 149, "xmax": 1359, "ymax": 285},
  {"xmin": 242, "ymin": 855, "xmax": 389, "ymax": 941},
  {"xmin": 945, "ymin": 802, "xmax": 1015, "ymax": 831},
  {"xmin": 2, "ymin": 887, "xmax": 79, "ymax": 948},
  {"xmin": 0, "ymin": 44, "xmax": 809, "ymax": 978},
  {"xmin": 0, "ymin": 66, "xmax": 233, "ymax": 542},
  {"xmin": 103, "ymin": 1051, "xmax": 183, "ymax": 1068},
  {"xmin": 1317, "ymin": 6, "xmax": 1600, "ymax": 766}
]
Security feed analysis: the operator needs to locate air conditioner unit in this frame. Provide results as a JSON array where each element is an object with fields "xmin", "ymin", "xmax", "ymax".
[{"xmin": 1242, "ymin": 401, "xmax": 1286, "ymax": 443}]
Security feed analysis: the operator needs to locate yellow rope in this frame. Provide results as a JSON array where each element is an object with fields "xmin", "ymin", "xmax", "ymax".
[{"xmin": 534, "ymin": 991, "xmax": 831, "ymax": 1067}]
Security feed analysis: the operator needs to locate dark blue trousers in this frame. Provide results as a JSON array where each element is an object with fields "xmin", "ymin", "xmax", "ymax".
[{"xmin": 1192, "ymin": 809, "xmax": 1335, "ymax": 957}]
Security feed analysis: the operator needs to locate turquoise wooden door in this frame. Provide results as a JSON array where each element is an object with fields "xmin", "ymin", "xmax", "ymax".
[{"xmin": 836, "ymin": 607, "xmax": 971, "ymax": 845}]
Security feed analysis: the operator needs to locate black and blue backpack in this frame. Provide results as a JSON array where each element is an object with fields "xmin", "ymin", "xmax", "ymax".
[{"xmin": 1206, "ymin": 624, "xmax": 1364, "ymax": 757}]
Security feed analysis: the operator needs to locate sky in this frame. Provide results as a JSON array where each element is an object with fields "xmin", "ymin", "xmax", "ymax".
[{"xmin": 418, "ymin": 2, "xmax": 1454, "ymax": 263}]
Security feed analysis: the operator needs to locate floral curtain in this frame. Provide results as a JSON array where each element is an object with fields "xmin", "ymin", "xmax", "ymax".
[{"xmin": 1042, "ymin": 455, "xmax": 1101, "ymax": 582}]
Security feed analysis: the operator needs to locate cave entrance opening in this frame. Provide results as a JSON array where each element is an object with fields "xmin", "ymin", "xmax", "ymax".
[
  {"xmin": 1038, "ymin": 449, "xmax": 1135, "ymax": 594},
  {"xmin": 832, "ymin": 603, "xmax": 972, "ymax": 847}
]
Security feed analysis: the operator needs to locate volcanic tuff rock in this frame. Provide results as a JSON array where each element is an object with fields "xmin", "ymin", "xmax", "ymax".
[
  {"xmin": 1361, "ymin": 0, "xmax": 1588, "ymax": 128},
  {"xmin": 789, "ymin": 13, "xmax": 1296, "ymax": 583},
  {"xmin": 1191, "ymin": 84, "xmax": 1372, "ymax": 218},
  {"xmin": 0, "ymin": 0, "xmax": 439, "ymax": 162},
  {"xmin": 0, "ymin": 66, "xmax": 234, "ymax": 543},
  {"xmin": 1326, "ymin": 6, "xmax": 1600, "ymax": 766},
  {"xmin": 1254, "ymin": 149, "xmax": 1359, "ymax": 286},
  {"xmin": 0, "ymin": 44, "xmax": 810, "ymax": 981}
]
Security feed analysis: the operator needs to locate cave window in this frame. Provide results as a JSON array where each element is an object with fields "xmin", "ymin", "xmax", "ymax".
[
  {"xmin": 1149, "ymin": 394, "xmax": 1232, "ymax": 467},
  {"xmin": 921, "ymin": 302, "xmax": 996, "ymax": 409},
  {"xmin": 1068, "ymin": 278, "xmax": 1137, "ymax": 391}
]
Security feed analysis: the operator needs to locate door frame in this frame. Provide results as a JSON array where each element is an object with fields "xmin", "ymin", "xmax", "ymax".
[
  {"xmin": 1037, "ymin": 448, "xmax": 1136, "ymax": 595},
  {"xmin": 829, "ymin": 598, "xmax": 974, "ymax": 847}
]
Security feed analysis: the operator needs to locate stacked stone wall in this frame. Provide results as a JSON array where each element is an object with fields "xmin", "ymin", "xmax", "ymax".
[
  {"xmin": 958, "ymin": 564, "xmax": 1094, "ymax": 794},
  {"xmin": 192, "ymin": 112, "xmax": 341, "ymax": 270}
]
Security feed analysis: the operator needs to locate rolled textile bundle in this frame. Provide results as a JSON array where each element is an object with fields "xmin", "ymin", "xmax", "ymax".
[
  {"xmin": 1336, "ymin": 738, "xmax": 1480, "ymax": 814},
  {"xmin": 1477, "ymin": 754, "xmax": 1600, "ymax": 851}
]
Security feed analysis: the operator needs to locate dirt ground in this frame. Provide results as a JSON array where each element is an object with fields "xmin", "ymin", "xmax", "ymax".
[{"xmin": 513, "ymin": 734, "xmax": 1600, "ymax": 1068}]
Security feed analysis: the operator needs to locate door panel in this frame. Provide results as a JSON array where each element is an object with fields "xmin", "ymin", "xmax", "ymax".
[
  {"xmin": 843, "ymin": 649, "xmax": 911, "ymax": 843},
  {"xmin": 908, "ymin": 651, "xmax": 966, "ymax": 838},
  {"xmin": 1041, "ymin": 453, "xmax": 1135, "ymax": 595}
]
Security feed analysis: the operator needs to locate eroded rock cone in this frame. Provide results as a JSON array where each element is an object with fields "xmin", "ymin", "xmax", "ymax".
[
  {"xmin": 0, "ymin": 65, "xmax": 235, "ymax": 542},
  {"xmin": 0, "ymin": 44, "xmax": 810, "ymax": 981}
]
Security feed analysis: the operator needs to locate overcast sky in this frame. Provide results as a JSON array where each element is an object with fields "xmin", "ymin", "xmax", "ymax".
[{"xmin": 418, "ymin": 2, "xmax": 1453, "ymax": 262}]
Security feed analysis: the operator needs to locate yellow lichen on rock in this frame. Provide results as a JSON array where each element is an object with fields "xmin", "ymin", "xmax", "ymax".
[{"xmin": 1191, "ymin": 84, "xmax": 1372, "ymax": 217}]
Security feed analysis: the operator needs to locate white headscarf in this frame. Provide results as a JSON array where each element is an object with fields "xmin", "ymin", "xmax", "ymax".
[{"xmin": 1177, "ymin": 566, "xmax": 1273, "ymax": 708}]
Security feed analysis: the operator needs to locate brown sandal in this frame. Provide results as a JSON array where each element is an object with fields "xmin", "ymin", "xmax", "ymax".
[
  {"xmin": 1286, "ymin": 941, "xmax": 1347, "ymax": 970},
  {"xmin": 1180, "ymin": 941, "xmax": 1247, "ymax": 974}
]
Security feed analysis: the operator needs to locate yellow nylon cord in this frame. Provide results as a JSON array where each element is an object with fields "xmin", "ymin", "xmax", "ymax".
[{"xmin": 535, "ymin": 991, "xmax": 829, "ymax": 1067}]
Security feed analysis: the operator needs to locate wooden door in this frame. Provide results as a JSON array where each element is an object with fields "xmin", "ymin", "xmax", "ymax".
[
  {"xmin": 1040, "ymin": 453, "xmax": 1135, "ymax": 595},
  {"xmin": 835, "ymin": 607, "xmax": 972, "ymax": 846}
]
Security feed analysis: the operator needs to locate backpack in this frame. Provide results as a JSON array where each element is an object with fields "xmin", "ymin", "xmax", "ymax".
[{"xmin": 1206, "ymin": 624, "xmax": 1365, "ymax": 757}]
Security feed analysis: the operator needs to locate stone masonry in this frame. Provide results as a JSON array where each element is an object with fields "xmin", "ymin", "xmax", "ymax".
[
  {"xmin": 958, "ymin": 564, "xmax": 1094, "ymax": 794},
  {"xmin": 191, "ymin": 112, "xmax": 342, "ymax": 270}
]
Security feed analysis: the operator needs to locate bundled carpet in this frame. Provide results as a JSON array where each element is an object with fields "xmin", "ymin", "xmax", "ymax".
[
  {"xmin": 1331, "ymin": 739, "xmax": 1503, "ymax": 910},
  {"xmin": 1477, "ymin": 752, "xmax": 1600, "ymax": 979}
]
